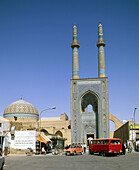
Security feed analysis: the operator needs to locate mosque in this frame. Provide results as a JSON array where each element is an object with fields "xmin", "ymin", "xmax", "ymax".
[
  {"xmin": 70, "ymin": 23, "xmax": 123, "ymax": 144},
  {"xmin": 1, "ymin": 22, "xmax": 136, "ymax": 154},
  {"xmin": 70, "ymin": 23, "xmax": 139, "ymax": 150}
]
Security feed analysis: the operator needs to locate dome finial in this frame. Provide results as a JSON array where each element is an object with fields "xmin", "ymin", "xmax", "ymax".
[{"xmin": 20, "ymin": 96, "xmax": 22, "ymax": 100}]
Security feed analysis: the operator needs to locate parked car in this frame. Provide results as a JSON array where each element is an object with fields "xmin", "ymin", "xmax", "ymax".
[
  {"xmin": 65, "ymin": 145, "xmax": 83, "ymax": 156},
  {"xmin": 0, "ymin": 152, "xmax": 5, "ymax": 170}
]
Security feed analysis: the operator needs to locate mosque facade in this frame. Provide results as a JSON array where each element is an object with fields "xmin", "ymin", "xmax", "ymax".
[{"xmin": 70, "ymin": 23, "xmax": 109, "ymax": 144}]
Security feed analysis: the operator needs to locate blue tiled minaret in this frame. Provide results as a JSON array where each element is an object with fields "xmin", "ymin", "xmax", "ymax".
[
  {"xmin": 71, "ymin": 25, "xmax": 80, "ymax": 79},
  {"xmin": 97, "ymin": 22, "xmax": 106, "ymax": 78}
]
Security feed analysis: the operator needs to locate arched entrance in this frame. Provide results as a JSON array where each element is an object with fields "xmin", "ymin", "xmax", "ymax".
[
  {"xmin": 70, "ymin": 78, "xmax": 109, "ymax": 143},
  {"xmin": 55, "ymin": 131, "xmax": 63, "ymax": 138},
  {"xmin": 55, "ymin": 131, "xmax": 64, "ymax": 148},
  {"xmin": 81, "ymin": 91, "xmax": 99, "ymax": 143}
]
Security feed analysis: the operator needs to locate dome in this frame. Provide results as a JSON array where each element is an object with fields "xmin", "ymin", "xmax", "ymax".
[{"xmin": 4, "ymin": 99, "xmax": 39, "ymax": 120}]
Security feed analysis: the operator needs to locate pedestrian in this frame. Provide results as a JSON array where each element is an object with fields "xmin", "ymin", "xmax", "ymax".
[
  {"xmin": 124, "ymin": 143, "xmax": 127, "ymax": 153},
  {"xmin": 42, "ymin": 147, "xmax": 46, "ymax": 154},
  {"xmin": 122, "ymin": 144, "xmax": 126, "ymax": 155},
  {"xmin": 65, "ymin": 145, "xmax": 69, "ymax": 149},
  {"xmin": 128, "ymin": 143, "xmax": 132, "ymax": 153},
  {"xmin": 45, "ymin": 145, "xmax": 48, "ymax": 153},
  {"xmin": 124, "ymin": 142, "xmax": 126, "ymax": 149},
  {"xmin": 4, "ymin": 147, "xmax": 8, "ymax": 156},
  {"xmin": 83, "ymin": 143, "xmax": 86, "ymax": 153}
]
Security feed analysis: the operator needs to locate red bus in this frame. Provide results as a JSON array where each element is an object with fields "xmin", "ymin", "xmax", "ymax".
[{"xmin": 89, "ymin": 138, "xmax": 122, "ymax": 156}]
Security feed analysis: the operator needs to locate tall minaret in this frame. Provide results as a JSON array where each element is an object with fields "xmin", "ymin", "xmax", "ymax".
[
  {"xmin": 71, "ymin": 24, "xmax": 80, "ymax": 79},
  {"xmin": 97, "ymin": 22, "xmax": 106, "ymax": 78}
]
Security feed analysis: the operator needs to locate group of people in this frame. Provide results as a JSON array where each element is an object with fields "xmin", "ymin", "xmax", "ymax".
[
  {"xmin": 41, "ymin": 144, "xmax": 52, "ymax": 154},
  {"xmin": 122, "ymin": 142, "xmax": 135, "ymax": 154}
]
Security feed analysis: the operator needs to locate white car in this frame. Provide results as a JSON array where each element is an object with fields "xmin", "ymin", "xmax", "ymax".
[{"xmin": 0, "ymin": 152, "xmax": 5, "ymax": 170}]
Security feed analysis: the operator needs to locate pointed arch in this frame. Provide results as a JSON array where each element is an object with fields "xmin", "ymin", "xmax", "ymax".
[
  {"xmin": 41, "ymin": 129, "xmax": 49, "ymax": 135},
  {"xmin": 80, "ymin": 90, "xmax": 99, "ymax": 139},
  {"xmin": 80, "ymin": 89, "xmax": 100, "ymax": 100},
  {"xmin": 55, "ymin": 130, "xmax": 63, "ymax": 137},
  {"xmin": 80, "ymin": 90, "xmax": 99, "ymax": 113}
]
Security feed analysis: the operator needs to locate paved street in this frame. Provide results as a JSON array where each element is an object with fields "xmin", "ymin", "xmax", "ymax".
[{"xmin": 3, "ymin": 152, "xmax": 139, "ymax": 170}]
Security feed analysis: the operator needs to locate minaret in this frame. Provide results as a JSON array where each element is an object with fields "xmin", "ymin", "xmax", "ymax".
[
  {"xmin": 97, "ymin": 22, "xmax": 106, "ymax": 78},
  {"xmin": 71, "ymin": 24, "xmax": 80, "ymax": 79}
]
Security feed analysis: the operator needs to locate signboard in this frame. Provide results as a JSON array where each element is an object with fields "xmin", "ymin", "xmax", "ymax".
[
  {"xmin": 11, "ymin": 131, "xmax": 37, "ymax": 150},
  {"xmin": 130, "ymin": 125, "xmax": 139, "ymax": 130}
]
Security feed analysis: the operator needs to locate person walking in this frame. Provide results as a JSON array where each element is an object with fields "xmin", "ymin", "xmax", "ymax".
[
  {"xmin": 122, "ymin": 144, "xmax": 126, "ymax": 155},
  {"xmin": 83, "ymin": 143, "xmax": 86, "ymax": 153},
  {"xmin": 128, "ymin": 143, "xmax": 132, "ymax": 153},
  {"xmin": 42, "ymin": 147, "xmax": 46, "ymax": 154}
]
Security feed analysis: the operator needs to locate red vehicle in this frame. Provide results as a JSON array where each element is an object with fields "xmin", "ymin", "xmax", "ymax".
[{"xmin": 89, "ymin": 138, "xmax": 122, "ymax": 156}]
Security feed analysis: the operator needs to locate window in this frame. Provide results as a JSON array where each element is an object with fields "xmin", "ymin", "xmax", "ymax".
[
  {"xmin": 97, "ymin": 141, "xmax": 100, "ymax": 144},
  {"xmin": 90, "ymin": 140, "xmax": 93, "ymax": 144},
  {"xmin": 0, "ymin": 123, "xmax": 1, "ymax": 127},
  {"xmin": 87, "ymin": 105, "xmax": 93, "ymax": 112},
  {"xmin": 101, "ymin": 141, "xmax": 104, "ymax": 144},
  {"xmin": 110, "ymin": 140, "xmax": 121, "ymax": 145},
  {"xmin": 104, "ymin": 140, "xmax": 109, "ymax": 145},
  {"xmin": 68, "ymin": 125, "xmax": 71, "ymax": 129},
  {"xmin": 94, "ymin": 141, "xmax": 96, "ymax": 144}
]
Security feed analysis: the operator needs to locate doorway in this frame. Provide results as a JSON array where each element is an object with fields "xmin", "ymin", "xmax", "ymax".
[{"xmin": 87, "ymin": 134, "xmax": 94, "ymax": 146}]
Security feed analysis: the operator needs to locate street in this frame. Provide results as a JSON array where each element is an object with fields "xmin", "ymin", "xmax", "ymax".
[{"xmin": 3, "ymin": 152, "xmax": 139, "ymax": 170}]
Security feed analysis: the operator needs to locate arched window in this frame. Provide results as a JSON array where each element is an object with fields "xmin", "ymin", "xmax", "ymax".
[
  {"xmin": 87, "ymin": 104, "xmax": 93, "ymax": 112},
  {"xmin": 55, "ymin": 131, "xmax": 63, "ymax": 137}
]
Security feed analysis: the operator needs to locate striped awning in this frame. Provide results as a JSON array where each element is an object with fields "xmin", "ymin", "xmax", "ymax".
[{"xmin": 37, "ymin": 132, "xmax": 52, "ymax": 143}]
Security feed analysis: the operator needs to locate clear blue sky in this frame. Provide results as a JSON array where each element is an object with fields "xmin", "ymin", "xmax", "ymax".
[{"xmin": 0, "ymin": 0, "xmax": 139, "ymax": 130}]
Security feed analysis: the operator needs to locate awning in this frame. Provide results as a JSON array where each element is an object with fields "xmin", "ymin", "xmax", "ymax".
[{"xmin": 37, "ymin": 132, "xmax": 52, "ymax": 143}]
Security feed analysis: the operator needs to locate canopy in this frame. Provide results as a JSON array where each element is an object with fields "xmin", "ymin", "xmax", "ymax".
[{"xmin": 37, "ymin": 132, "xmax": 52, "ymax": 143}]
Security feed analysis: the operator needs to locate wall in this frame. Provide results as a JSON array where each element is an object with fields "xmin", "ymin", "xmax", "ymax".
[
  {"xmin": 40, "ymin": 114, "xmax": 71, "ymax": 145},
  {"xmin": 114, "ymin": 122, "xmax": 129, "ymax": 143}
]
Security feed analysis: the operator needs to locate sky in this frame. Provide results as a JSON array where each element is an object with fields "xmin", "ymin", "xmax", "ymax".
[{"xmin": 0, "ymin": 0, "xmax": 139, "ymax": 130}]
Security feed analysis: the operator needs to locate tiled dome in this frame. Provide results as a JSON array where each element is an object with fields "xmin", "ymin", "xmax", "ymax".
[{"xmin": 4, "ymin": 99, "xmax": 39, "ymax": 115}]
